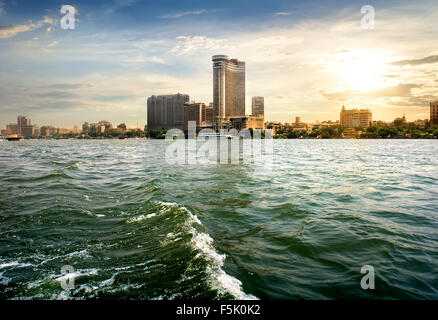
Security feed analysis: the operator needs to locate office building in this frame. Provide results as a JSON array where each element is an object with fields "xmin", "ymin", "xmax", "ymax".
[
  {"xmin": 212, "ymin": 55, "xmax": 245, "ymax": 123},
  {"xmin": 17, "ymin": 116, "xmax": 30, "ymax": 127},
  {"xmin": 184, "ymin": 102, "xmax": 214, "ymax": 131},
  {"xmin": 21, "ymin": 125, "xmax": 38, "ymax": 137},
  {"xmin": 147, "ymin": 94, "xmax": 190, "ymax": 130},
  {"xmin": 251, "ymin": 97, "xmax": 264, "ymax": 116},
  {"xmin": 340, "ymin": 106, "xmax": 372, "ymax": 128},
  {"xmin": 184, "ymin": 102, "xmax": 205, "ymax": 131},
  {"xmin": 4, "ymin": 115, "xmax": 34, "ymax": 136},
  {"xmin": 204, "ymin": 103, "xmax": 214, "ymax": 124}
]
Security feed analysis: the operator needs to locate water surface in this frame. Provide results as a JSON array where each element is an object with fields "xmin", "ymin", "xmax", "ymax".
[{"xmin": 0, "ymin": 139, "xmax": 437, "ymax": 299}]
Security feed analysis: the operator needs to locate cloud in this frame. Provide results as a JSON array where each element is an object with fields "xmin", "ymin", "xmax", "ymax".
[
  {"xmin": 321, "ymin": 83, "xmax": 437, "ymax": 108},
  {"xmin": 170, "ymin": 35, "xmax": 228, "ymax": 55},
  {"xmin": 161, "ymin": 9, "xmax": 208, "ymax": 19},
  {"xmin": 0, "ymin": 0, "xmax": 5, "ymax": 15},
  {"xmin": 274, "ymin": 12, "xmax": 293, "ymax": 16},
  {"xmin": 321, "ymin": 83, "xmax": 422, "ymax": 100},
  {"xmin": 105, "ymin": 0, "xmax": 136, "ymax": 15},
  {"xmin": 46, "ymin": 83, "xmax": 94, "ymax": 90},
  {"xmin": 0, "ymin": 25, "xmax": 34, "ymax": 38},
  {"xmin": 391, "ymin": 55, "xmax": 438, "ymax": 66},
  {"xmin": 0, "ymin": 16, "xmax": 54, "ymax": 38}
]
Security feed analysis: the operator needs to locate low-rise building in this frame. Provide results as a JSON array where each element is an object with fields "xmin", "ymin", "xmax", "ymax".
[
  {"xmin": 340, "ymin": 105, "xmax": 372, "ymax": 128},
  {"xmin": 229, "ymin": 115, "xmax": 264, "ymax": 131},
  {"xmin": 117, "ymin": 123, "xmax": 127, "ymax": 132},
  {"xmin": 40, "ymin": 126, "xmax": 57, "ymax": 137},
  {"xmin": 6, "ymin": 123, "xmax": 21, "ymax": 135},
  {"xmin": 1, "ymin": 129, "xmax": 12, "ymax": 136}
]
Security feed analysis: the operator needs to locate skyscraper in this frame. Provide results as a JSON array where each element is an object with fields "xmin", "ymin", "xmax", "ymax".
[
  {"xmin": 431, "ymin": 101, "xmax": 438, "ymax": 125},
  {"xmin": 17, "ymin": 116, "xmax": 30, "ymax": 127},
  {"xmin": 212, "ymin": 55, "xmax": 245, "ymax": 124},
  {"xmin": 251, "ymin": 96, "xmax": 264, "ymax": 116},
  {"xmin": 147, "ymin": 94, "xmax": 190, "ymax": 130}
]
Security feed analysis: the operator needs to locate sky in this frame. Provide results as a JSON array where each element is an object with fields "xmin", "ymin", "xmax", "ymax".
[{"xmin": 0, "ymin": 0, "xmax": 437, "ymax": 129}]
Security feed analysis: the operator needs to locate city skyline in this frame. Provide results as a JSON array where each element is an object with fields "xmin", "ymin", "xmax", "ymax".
[{"xmin": 1, "ymin": 0, "xmax": 438, "ymax": 129}]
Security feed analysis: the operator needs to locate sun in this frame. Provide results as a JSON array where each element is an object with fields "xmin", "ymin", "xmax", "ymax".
[{"xmin": 339, "ymin": 51, "xmax": 386, "ymax": 91}]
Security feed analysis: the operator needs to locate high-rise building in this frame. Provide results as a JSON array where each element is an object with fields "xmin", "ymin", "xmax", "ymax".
[
  {"xmin": 184, "ymin": 102, "xmax": 204, "ymax": 131},
  {"xmin": 99, "ymin": 120, "xmax": 113, "ymax": 132},
  {"xmin": 340, "ymin": 105, "xmax": 372, "ymax": 128},
  {"xmin": 251, "ymin": 96, "xmax": 264, "ymax": 116},
  {"xmin": 21, "ymin": 125, "xmax": 38, "ymax": 137},
  {"xmin": 147, "ymin": 94, "xmax": 190, "ymax": 130},
  {"xmin": 431, "ymin": 101, "xmax": 438, "ymax": 125},
  {"xmin": 4, "ymin": 115, "xmax": 33, "ymax": 136},
  {"xmin": 212, "ymin": 55, "xmax": 245, "ymax": 124},
  {"xmin": 184, "ymin": 102, "xmax": 214, "ymax": 131},
  {"xmin": 1, "ymin": 115, "xmax": 38, "ymax": 137},
  {"xmin": 82, "ymin": 122, "xmax": 90, "ymax": 133},
  {"xmin": 17, "ymin": 116, "xmax": 30, "ymax": 127},
  {"xmin": 204, "ymin": 104, "xmax": 214, "ymax": 124}
]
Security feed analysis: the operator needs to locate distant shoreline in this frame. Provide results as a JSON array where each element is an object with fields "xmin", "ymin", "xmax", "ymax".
[{"xmin": 2, "ymin": 136, "xmax": 437, "ymax": 141}]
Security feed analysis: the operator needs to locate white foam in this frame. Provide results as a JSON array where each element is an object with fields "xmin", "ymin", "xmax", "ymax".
[
  {"xmin": 156, "ymin": 201, "xmax": 202, "ymax": 225},
  {"xmin": 66, "ymin": 249, "xmax": 91, "ymax": 259},
  {"xmin": 100, "ymin": 274, "xmax": 116, "ymax": 287},
  {"xmin": 154, "ymin": 201, "xmax": 257, "ymax": 300},
  {"xmin": 0, "ymin": 271, "xmax": 11, "ymax": 285},
  {"xmin": 126, "ymin": 213, "xmax": 157, "ymax": 223},
  {"xmin": 190, "ymin": 230, "xmax": 257, "ymax": 300},
  {"xmin": 0, "ymin": 260, "xmax": 33, "ymax": 269}
]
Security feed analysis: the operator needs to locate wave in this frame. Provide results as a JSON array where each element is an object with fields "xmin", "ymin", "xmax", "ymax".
[
  {"xmin": 153, "ymin": 201, "xmax": 257, "ymax": 300},
  {"xmin": 126, "ymin": 213, "xmax": 157, "ymax": 223}
]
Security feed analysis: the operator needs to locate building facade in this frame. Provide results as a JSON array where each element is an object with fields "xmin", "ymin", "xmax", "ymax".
[
  {"xmin": 184, "ymin": 102, "xmax": 204, "ymax": 131},
  {"xmin": 184, "ymin": 102, "xmax": 214, "ymax": 131},
  {"xmin": 17, "ymin": 116, "xmax": 30, "ymax": 128},
  {"xmin": 431, "ymin": 101, "xmax": 438, "ymax": 125},
  {"xmin": 6, "ymin": 124, "xmax": 21, "ymax": 135},
  {"xmin": 229, "ymin": 115, "xmax": 264, "ymax": 131},
  {"xmin": 3, "ymin": 115, "xmax": 35, "ymax": 136},
  {"xmin": 212, "ymin": 55, "xmax": 245, "ymax": 123},
  {"xmin": 251, "ymin": 96, "xmax": 264, "ymax": 116},
  {"xmin": 340, "ymin": 106, "xmax": 372, "ymax": 128},
  {"xmin": 21, "ymin": 125, "xmax": 38, "ymax": 137},
  {"xmin": 82, "ymin": 122, "xmax": 90, "ymax": 134},
  {"xmin": 40, "ymin": 126, "xmax": 57, "ymax": 137},
  {"xmin": 147, "ymin": 94, "xmax": 190, "ymax": 130}
]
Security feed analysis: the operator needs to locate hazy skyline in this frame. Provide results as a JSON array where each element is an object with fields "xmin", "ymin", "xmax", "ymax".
[{"xmin": 1, "ymin": 0, "xmax": 437, "ymax": 129}]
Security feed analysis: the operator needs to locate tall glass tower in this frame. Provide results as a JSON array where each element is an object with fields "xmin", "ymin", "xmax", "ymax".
[{"xmin": 212, "ymin": 55, "xmax": 245, "ymax": 124}]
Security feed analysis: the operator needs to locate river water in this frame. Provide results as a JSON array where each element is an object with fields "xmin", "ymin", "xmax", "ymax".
[{"xmin": 0, "ymin": 139, "xmax": 437, "ymax": 299}]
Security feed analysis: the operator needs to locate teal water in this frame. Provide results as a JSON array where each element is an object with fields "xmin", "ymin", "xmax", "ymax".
[{"xmin": 0, "ymin": 139, "xmax": 437, "ymax": 299}]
